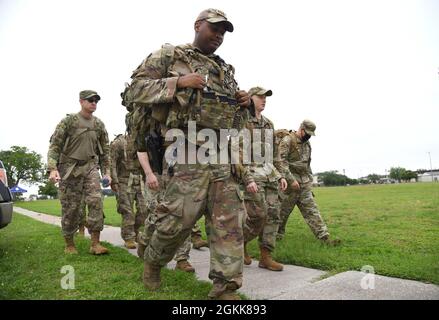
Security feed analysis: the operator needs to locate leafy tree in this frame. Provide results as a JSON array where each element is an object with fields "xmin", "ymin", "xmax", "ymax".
[
  {"xmin": 389, "ymin": 167, "xmax": 407, "ymax": 183},
  {"xmin": 38, "ymin": 180, "xmax": 58, "ymax": 199},
  {"xmin": 0, "ymin": 146, "xmax": 44, "ymax": 187},
  {"xmin": 317, "ymin": 171, "xmax": 358, "ymax": 186},
  {"xmin": 367, "ymin": 174, "xmax": 381, "ymax": 184},
  {"xmin": 402, "ymin": 170, "xmax": 417, "ymax": 182}
]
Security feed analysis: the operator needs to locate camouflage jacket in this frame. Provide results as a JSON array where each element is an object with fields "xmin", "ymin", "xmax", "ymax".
[
  {"xmin": 47, "ymin": 113, "xmax": 110, "ymax": 178},
  {"xmin": 245, "ymin": 115, "xmax": 281, "ymax": 183},
  {"xmin": 110, "ymin": 134, "xmax": 143, "ymax": 184},
  {"xmin": 128, "ymin": 43, "xmax": 252, "ymax": 184},
  {"xmin": 275, "ymin": 131, "xmax": 313, "ymax": 184}
]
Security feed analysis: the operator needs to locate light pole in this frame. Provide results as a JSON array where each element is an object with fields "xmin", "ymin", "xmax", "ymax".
[{"xmin": 428, "ymin": 152, "xmax": 434, "ymax": 182}]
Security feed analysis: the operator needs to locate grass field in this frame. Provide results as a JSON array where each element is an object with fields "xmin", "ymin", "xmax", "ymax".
[
  {"xmin": 0, "ymin": 214, "xmax": 215, "ymax": 300},
  {"xmin": 14, "ymin": 182, "xmax": 439, "ymax": 285}
]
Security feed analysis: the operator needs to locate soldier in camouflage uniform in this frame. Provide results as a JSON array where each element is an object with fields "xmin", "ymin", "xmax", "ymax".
[
  {"xmin": 275, "ymin": 120, "xmax": 340, "ymax": 245},
  {"xmin": 242, "ymin": 87, "xmax": 287, "ymax": 271},
  {"xmin": 126, "ymin": 9, "xmax": 253, "ymax": 300},
  {"xmin": 110, "ymin": 133, "xmax": 147, "ymax": 249},
  {"xmin": 191, "ymin": 223, "xmax": 208, "ymax": 249},
  {"xmin": 78, "ymin": 195, "xmax": 86, "ymax": 236},
  {"xmin": 135, "ymin": 159, "xmax": 196, "ymax": 273},
  {"xmin": 48, "ymin": 90, "xmax": 110, "ymax": 255}
]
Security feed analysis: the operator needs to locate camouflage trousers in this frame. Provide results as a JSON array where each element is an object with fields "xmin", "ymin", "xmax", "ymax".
[
  {"xmin": 138, "ymin": 174, "xmax": 192, "ymax": 262},
  {"xmin": 278, "ymin": 182, "xmax": 329, "ymax": 239},
  {"xmin": 79, "ymin": 195, "xmax": 87, "ymax": 228},
  {"xmin": 116, "ymin": 175, "xmax": 147, "ymax": 241},
  {"xmin": 243, "ymin": 180, "xmax": 281, "ymax": 251},
  {"xmin": 143, "ymin": 163, "xmax": 245, "ymax": 296},
  {"xmin": 58, "ymin": 165, "xmax": 104, "ymax": 237}
]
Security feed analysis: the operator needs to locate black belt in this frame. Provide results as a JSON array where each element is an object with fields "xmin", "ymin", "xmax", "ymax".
[{"xmin": 201, "ymin": 91, "xmax": 237, "ymax": 105}]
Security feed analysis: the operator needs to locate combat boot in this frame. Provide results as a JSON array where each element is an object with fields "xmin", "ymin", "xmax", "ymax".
[
  {"xmin": 217, "ymin": 290, "xmax": 241, "ymax": 300},
  {"xmin": 175, "ymin": 260, "xmax": 195, "ymax": 273},
  {"xmin": 243, "ymin": 242, "xmax": 252, "ymax": 265},
  {"xmin": 89, "ymin": 231, "xmax": 109, "ymax": 255},
  {"xmin": 64, "ymin": 236, "xmax": 78, "ymax": 254},
  {"xmin": 78, "ymin": 225, "xmax": 85, "ymax": 236},
  {"xmin": 143, "ymin": 261, "xmax": 161, "ymax": 290},
  {"xmin": 124, "ymin": 240, "xmax": 137, "ymax": 249},
  {"xmin": 208, "ymin": 282, "xmax": 241, "ymax": 300},
  {"xmin": 191, "ymin": 235, "xmax": 209, "ymax": 249},
  {"xmin": 320, "ymin": 235, "xmax": 341, "ymax": 246},
  {"xmin": 258, "ymin": 247, "xmax": 283, "ymax": 271}
]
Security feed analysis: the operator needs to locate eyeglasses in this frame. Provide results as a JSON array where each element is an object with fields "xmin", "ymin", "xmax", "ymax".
[{"xmin": 86, "ymin": 98, "xmax": 100, "ymax": 104}]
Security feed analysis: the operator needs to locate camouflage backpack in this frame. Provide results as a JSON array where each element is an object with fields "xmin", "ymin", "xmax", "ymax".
[
  {"xmin": 120, "ymin": 43, "xmax": 177, "ymax": 144},
  {"xmin": 273, "ymin": 129, "xmax": 298, "ymax": 160}
]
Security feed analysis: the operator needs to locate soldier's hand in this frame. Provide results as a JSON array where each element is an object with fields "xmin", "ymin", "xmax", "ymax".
[
  {"xmin": 177, "ymin": 73, "xmax": 206, "ymax": 90},
  {"xmin": 111, "ymin": 183, "xmax": 119, "ymax": 193},
  {"xmin": 291, "ymin": 180, "xmax": 300, "ymax": 191},
  {"xmin": 146, "ymin": 173, "xmax": 160, "ymax": 191},
  {"xmin": 279, "ymin": 178, "xmax": 288, "ymax": 192},
  {"xmin": 246, "ymin": 181, "xmax": 258, "ymax": 194},
  {"xmin": 49, "ymin": 170, "xmax": 61, "ymax": 183},
  {"xmin": 235, "ymin": 90, "xmax": 251, "ymax": 107}
]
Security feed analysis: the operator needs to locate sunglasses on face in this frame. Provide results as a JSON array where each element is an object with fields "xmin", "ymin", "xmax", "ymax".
[{"xmin": 86, "ymin": 98, "xmax": 100, "ymax": 104}]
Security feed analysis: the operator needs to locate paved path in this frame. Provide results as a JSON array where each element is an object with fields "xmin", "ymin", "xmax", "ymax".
[{"xmin": 14, "ymin": 207, "xmax": 439, "ymax": 300}]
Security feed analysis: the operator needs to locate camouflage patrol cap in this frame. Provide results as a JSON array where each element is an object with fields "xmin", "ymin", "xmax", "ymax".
[
  {"xmin": 79, "ymin": 90, "xmax": 101, "ymax": 100},
  {"xmin": 248, "ymin": 86, "xmax": 273, "ymax": 97},
  {"xmin": 196, "ymin": 8, "xmax": 234, "ymax": 32},
  {"xmin": 301, "ymin": 119, "xmax": 316, "ymax": 136}
]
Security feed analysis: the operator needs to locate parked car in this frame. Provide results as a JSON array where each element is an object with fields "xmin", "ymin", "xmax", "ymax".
[{"xmin": 0, "ymin": 160, "xmax": 13, "ymax": 229}]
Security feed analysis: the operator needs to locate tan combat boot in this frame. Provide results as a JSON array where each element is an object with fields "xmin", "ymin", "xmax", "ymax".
[
  {"xmin": 191, "ymin": 235, "xmax": 209, "ymax": 249},
  {"xmin": 243, "ymin": 242, "xmax": 252, "ymax": 265},
  {"xmin": 64, "ymin": 236, "xmax": 78, "ymax": 254},
  {"xmin": 258, "ymin": 247, "xmax": 283, "ymax": 271},
  {"xmin": 89, "ymin": 231, "xmax": 109, "ymax": 255},
  {"xmin": 209, "ymin": 282, "xmax": 241, "ymax": 300},
  {"xmin": 320, "ymin": 235, "xmax": 341, "ymax": 246},
  {"xmin": 217, "ymin": 291, "xmax": 241, "ymax": 300},
  {"xmin": 124, "ymin": 240, "xmax": 137, "ymax": 249},
  {"xmin": 78, "ymin": 225, "xmax": 85, "ymax": 236},
  {"xmin": 175, "ymin": 260, "xmax": 195, "ymax": 273},
  {"xmin": 143, "ymin": 261, "xmax": 161, "ymax": 290}
]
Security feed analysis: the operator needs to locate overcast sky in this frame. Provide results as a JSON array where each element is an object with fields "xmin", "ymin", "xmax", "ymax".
[{"xmin": 1, "ymin": 0, "xmax": 438, "ymax": 186}]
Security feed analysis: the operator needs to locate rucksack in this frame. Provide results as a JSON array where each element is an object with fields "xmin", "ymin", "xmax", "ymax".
[
  {"xmin": 273, "ymin": 129, "xmax": 297, "ymax": 160},
  {"xmin": 121, "ymin": 43, "xmax": 177, "ymax": 143}
]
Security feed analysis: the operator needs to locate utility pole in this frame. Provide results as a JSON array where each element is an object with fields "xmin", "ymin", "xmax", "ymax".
[{"xmin": 428, "ymin": 152, "xmax": 434, "ymax": 182}]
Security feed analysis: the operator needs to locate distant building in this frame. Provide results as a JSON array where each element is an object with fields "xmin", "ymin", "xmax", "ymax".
[
  {"xmin": 312, "ymin": 174, "xmax": 321, "ymax": 187},
  {"xmin": 418, "ymin": 171, "xmax": 439, "ymax": 183}
]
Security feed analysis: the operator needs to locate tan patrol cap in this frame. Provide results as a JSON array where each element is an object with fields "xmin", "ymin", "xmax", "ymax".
[
  {"xmin": 301, "ymin": 119, "xmax": 316, "ymax": 136},
  {"xmin": 248, "ymin": 86, "xmax": 273, "ymax": 97},
  {"xmin": 196, "ymin": 8, "xmax": 234, "ymax": 32},
  {"xmin": 79, "ymin": 90, "xmax": 101, "ymax": 100}
]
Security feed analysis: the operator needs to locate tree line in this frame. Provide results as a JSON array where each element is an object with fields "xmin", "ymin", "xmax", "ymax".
[{"xmin": 0, "ymin": 146, "xmax": 434, "ymax": 197}]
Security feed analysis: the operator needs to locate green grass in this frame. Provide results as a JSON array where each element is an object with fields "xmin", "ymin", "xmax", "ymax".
[
  {"xmin": 16, "ymin": 197, "xmax": 122, "ymax": 227},
  {"xmin": 0, "ymin": 214, "xmax": 214, "ymax": 300},
  {"xmin": 250, "ymin": 182, "xmax": 439, "ymax": 284},
  {"xmin": 15, "ymin": 183, "xmax": 439, "ymax": 285}
]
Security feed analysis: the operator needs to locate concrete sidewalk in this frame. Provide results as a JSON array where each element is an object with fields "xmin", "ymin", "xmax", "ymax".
[{"xmin": 14, "ymin": 207, "xmax": 439, "ymax": 300}]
